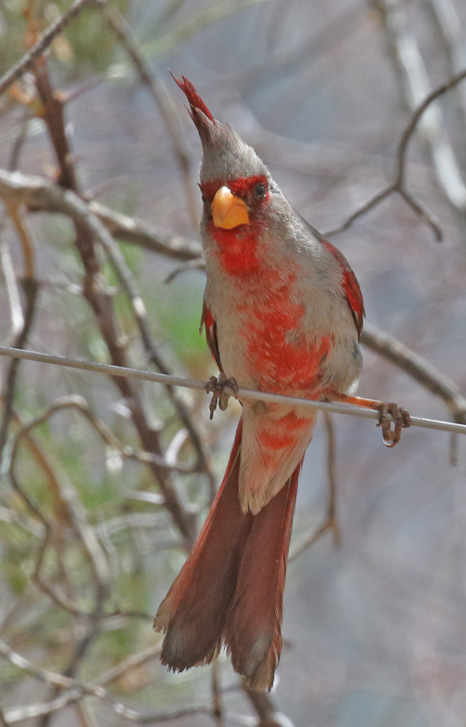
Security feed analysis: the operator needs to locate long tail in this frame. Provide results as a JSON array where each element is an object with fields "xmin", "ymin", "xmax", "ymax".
[{"xmin": 153, "ymin": 418, "xmax": 301, "ymax": 690}]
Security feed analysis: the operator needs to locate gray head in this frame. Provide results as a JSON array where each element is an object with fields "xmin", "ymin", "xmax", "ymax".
[{"xmin": 173, "ymin": 75, "xmax": 269, "ymax": 184}]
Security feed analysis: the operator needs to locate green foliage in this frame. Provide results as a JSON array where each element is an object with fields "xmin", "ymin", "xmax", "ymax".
[
  {"xmin": 151, "ymin": 276, "xmax": 209, "ymax": 374},
  {"xmin": 0, "ymin": 0, "xmax": 130, "ymax": 77}
]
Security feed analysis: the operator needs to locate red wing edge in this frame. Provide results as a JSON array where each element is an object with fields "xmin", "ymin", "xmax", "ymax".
[{"xmin": 201, "ymin": 301, "xmax": 223, "ymax": 371}]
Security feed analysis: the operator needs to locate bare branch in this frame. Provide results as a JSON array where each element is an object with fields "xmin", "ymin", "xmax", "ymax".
[
  {"xmin": 0, "ymin": 168, "xmax": 201, "ymax": 260},
  {"xmin": 0, "ymin": 279, "xmax": 39, "ymax": 464},
  {"xmin": 89, "ymin": 201, "xmax": 201, "ymax": 260},
  {"xmin": 395, "ymin": 66, "xmax": 466, "ymax": 188},
  {"xmin": 1, "ymin": 344, "xmax": 465, "ymax": 436},
  {"xmin": 9, "ymin": 400, "xmax": 111, "ymax": 592},
  {"xmin": 0, "ymin": 639, "xmax": 214, "ymax": 725},
  {"xmin": 24, "ymin": 55, "xmax": 198, "ymax": 546},
  {"xmin": 327, "ymin": 57, "xmax": 466, "ymax": 239},
  {"xmin": 378, "ymin": 0, "xmax": 466, "ymax": 209},
  {"xmin": 361, "ymin": 322, "xmax": 466, "ymax": 424},
  {"xmin": 0, "ymin": 174, "xmax": 209, "ymax": 491},
  {"xmin": 102, "ymin": 4, "xmax": 199, "ymax": 227},
  {"xmin": 0, "ymin": 0, "xmax": 100, "ymax": 97}
]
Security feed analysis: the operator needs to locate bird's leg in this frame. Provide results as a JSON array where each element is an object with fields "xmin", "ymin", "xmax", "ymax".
[
  {"xmin": 205, "ymin": 373, "xmax": 239, "ymax": 420},
  {"xmin": 330, "ymin": 393, "xmax": 412, "ymax": 447}
]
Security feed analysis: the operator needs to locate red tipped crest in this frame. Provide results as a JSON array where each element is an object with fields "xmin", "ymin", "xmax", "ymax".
[{"xmin": 171, "ymin": 74, "xmax": 215, "ymax": 123}]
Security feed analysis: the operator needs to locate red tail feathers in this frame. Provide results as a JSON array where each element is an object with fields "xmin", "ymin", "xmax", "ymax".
[{"xmin": 153, "ymin": 418, "xmax": 301, "ymax": 690}]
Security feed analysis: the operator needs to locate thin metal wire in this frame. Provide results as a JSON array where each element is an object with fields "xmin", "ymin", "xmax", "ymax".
[{"xmin": 0, "ymin": 344, "xmax": 465, "ymax": 435}]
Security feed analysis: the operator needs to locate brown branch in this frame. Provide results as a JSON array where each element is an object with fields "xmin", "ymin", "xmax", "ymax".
[
  {"xmin": 47, "ymin": 197, "xmax": 201, "ymax": 260},
  {"xmin": 0, "ymin": 639, "xmax": 214, "ymax": 725},
  {"xmin": 6, "ymin": 203, "xmax": 35, "ymax": 278},
  {"xmin": 11, "ymin": 395, "xmax": 199, "ymax": 493},
  {"xmin": 27, "ymin": 55, "xmax": 201, "ymax": 726},
  {"xmin": 32, "ymin": 58, "xmax": 197, "ymax": 547},
  {"xmin": 102, "ymin": 4, "xmax": 199, "ymax": 228},
  {"xmin": 0, "ymin": 169, "xmax": 202, "ymax": 260},
  {"xmin": 425, "ymin": 0, "xmax": 466, "ymax": 133},
  {"xmin": 0, "ymin": 175, "xmax": 210, "ymax": 488},
  {"xmin": 84, "ymin": 195, "xmax": 214, "ymax": 490},
  {"xmin": 1, "ymin": 242, "xmax": 24, "ymax": 336},
  {"xmin": 74, "ymin": 703, "xmax": 98, "ymax": 727},
  {"xmin": 0, "ymin": 113, "xmax": 32, "ymax": 338},
  {"xmin": 165, "ymin": 259, "xmax": 206, "ymax": 282},
  {"xmin": 3, "ymin": 691, "xmax": 83, "ymax": 724},
  {"xmin": 0, "ymin": 108, "xmax": 38, "ymax": 466},
  {"xmin": 0, "ymin": 278, "xmax": 39, "ymax": 464},
  {"xmin": 322, "ymin": 411, "xmax": 340, "ymax": 546},
  {"xmin": 0, "ymin": 0, "xmax": 100, "ymax": 97},
  {"xmin": 9, "ymin": 401, "xmax": 111, "ymax": 593}
]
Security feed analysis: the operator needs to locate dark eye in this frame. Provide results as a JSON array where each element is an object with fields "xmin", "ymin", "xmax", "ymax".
[
  {"xmin": 201, "ymin": 194, "xmax": 208, "ymax": 205},
  {"xmin": 254, "ymin": 183, "xmax": 266, "ymax": 200}
]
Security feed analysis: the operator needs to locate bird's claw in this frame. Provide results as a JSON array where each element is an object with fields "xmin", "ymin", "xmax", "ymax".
[
  {"xmin": 376, "ymin": 402, "xmax": 412, "ymax": 447},
  {"xmin": 205, "ymin": 373, "xmax": 238, "ymax": 420}
]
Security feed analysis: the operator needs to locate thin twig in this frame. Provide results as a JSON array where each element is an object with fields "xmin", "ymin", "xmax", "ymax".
[
  {"xmin": 0, "ymin": 243, "xmax": 23, "ymax": 336},
  {"xmin": 0, "ymin": 167, "xmax": 211, "ymax": 487},
  {"xmin": 32, "ymin": 58, "xmax": 198, "ymax": 547},
  {"xmin": 326, "ymin": 64, "xmax": 466, "ymax": 238},
  {"xmin": 0, "ymin": 639, "xmax": 213, "ymax": 725},
  {"xmin": 426, "ymin": 0, "xmax": 466, "ymax": 132},
  {"xmin": 0, "ymin": 0, "xmax": 100, "ymax": 97},
  {"xmin": 8, "ymin": 400, "xmax": 112, "ymax": 604},
  {"xmin": 89, "ymin": 201, "xmax": 201, "ymax": 259},
  {"xmin": 377, "ymin": 0, "xmax": 466, "ymax": 209},
  {"xmin": 0, "ymin": 170, "xmax": 201, "ymax": 261},
  {"xmin": 102, "ymin": 4, "xmax": 199, "ymax": 227},
  {"xmin": 0, "ymin": 345, "xmax": 465, "ymax": 436},
  {"xmin": 361, "ymin": 322, "xmax": 466, "ymax": 423},
  {"xmin": 0, "ymin": 279, "xmax": 39, "ymax": 464},
  {"xmin": 11, "ymin": 394, "xmax": 198, "ymax": 480}
]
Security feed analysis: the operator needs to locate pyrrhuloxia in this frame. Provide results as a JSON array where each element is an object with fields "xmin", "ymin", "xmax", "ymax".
[{"xmin": 153, "ymin": 76, "xmax": 410, "ymax": 691}]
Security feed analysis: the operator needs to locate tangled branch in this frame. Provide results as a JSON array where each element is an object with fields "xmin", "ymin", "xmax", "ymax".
[{"xmin": 326, "ymin": 65, "xmax": 466, "ymax": 239}]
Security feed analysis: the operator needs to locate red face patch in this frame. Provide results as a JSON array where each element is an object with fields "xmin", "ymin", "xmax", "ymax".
[{"xmin": 202, "ymin": 176, "xmax": 270, "ymax": 277}]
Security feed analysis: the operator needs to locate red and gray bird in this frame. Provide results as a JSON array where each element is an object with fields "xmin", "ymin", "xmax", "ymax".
[{"xmin": 153, "ymin": 76, "xmax": 410, "ymax": 691}]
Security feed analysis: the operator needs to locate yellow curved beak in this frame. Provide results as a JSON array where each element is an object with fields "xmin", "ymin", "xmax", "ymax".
[{"xmin": 211, "ymin": 186, "xmax": 250, "ymax": 229}]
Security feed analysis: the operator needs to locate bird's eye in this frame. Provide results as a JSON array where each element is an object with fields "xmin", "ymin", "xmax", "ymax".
[
  {"xmin": 201, "ymin": 194, "xmax": 208, "ymax": 205},
  {"xmin": 254, "ymin": 183, "xmax": 266, "ymax": 200}
]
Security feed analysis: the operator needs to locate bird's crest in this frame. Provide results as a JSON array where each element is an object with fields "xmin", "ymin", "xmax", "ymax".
[
  {"xmin": 171, "ymin": 74, "xmax": 217, "ymax": 147},
  {"xmin": 172, "ymin": 74, "xmax": 215, "ymax": 122},
  {"xmin": 172, "ymin": 74, "xmax": 268, "ymax": 185}
]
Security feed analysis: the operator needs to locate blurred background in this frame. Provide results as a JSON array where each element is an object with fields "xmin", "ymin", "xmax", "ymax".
[{"xmin": 1, "ymin": 1, "xmax": 466, "ymax": 725}]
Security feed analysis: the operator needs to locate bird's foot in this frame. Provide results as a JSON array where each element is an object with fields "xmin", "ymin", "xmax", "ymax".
[
  {"xmin": 328, "ymin": 393, "xmax": 412, "ymax": 447},
  {"xmin": 376, "ymin": 402, "xmax": 412, "ymax": 447},
  {"xmin": 205, "ymin": 373, "xmax": 238, "ymax": 420}
]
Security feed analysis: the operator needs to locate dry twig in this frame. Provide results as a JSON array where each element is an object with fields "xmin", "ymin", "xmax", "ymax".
[
  {"xmin": 0, "ymin": 0, "xmax": 100, "ymax": 97},
  {"xmin": 326, "ymin": 65, "xmax": 466, "ymax": 238}
]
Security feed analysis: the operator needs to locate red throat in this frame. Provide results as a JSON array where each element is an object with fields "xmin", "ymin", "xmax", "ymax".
[
  {"xmin": 202, "ymin": 175, "xmax": 270, "ymax": 277},
  {"xmin": 209, "ymin": 223, "xmax": 261, "ymax": 276}
]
